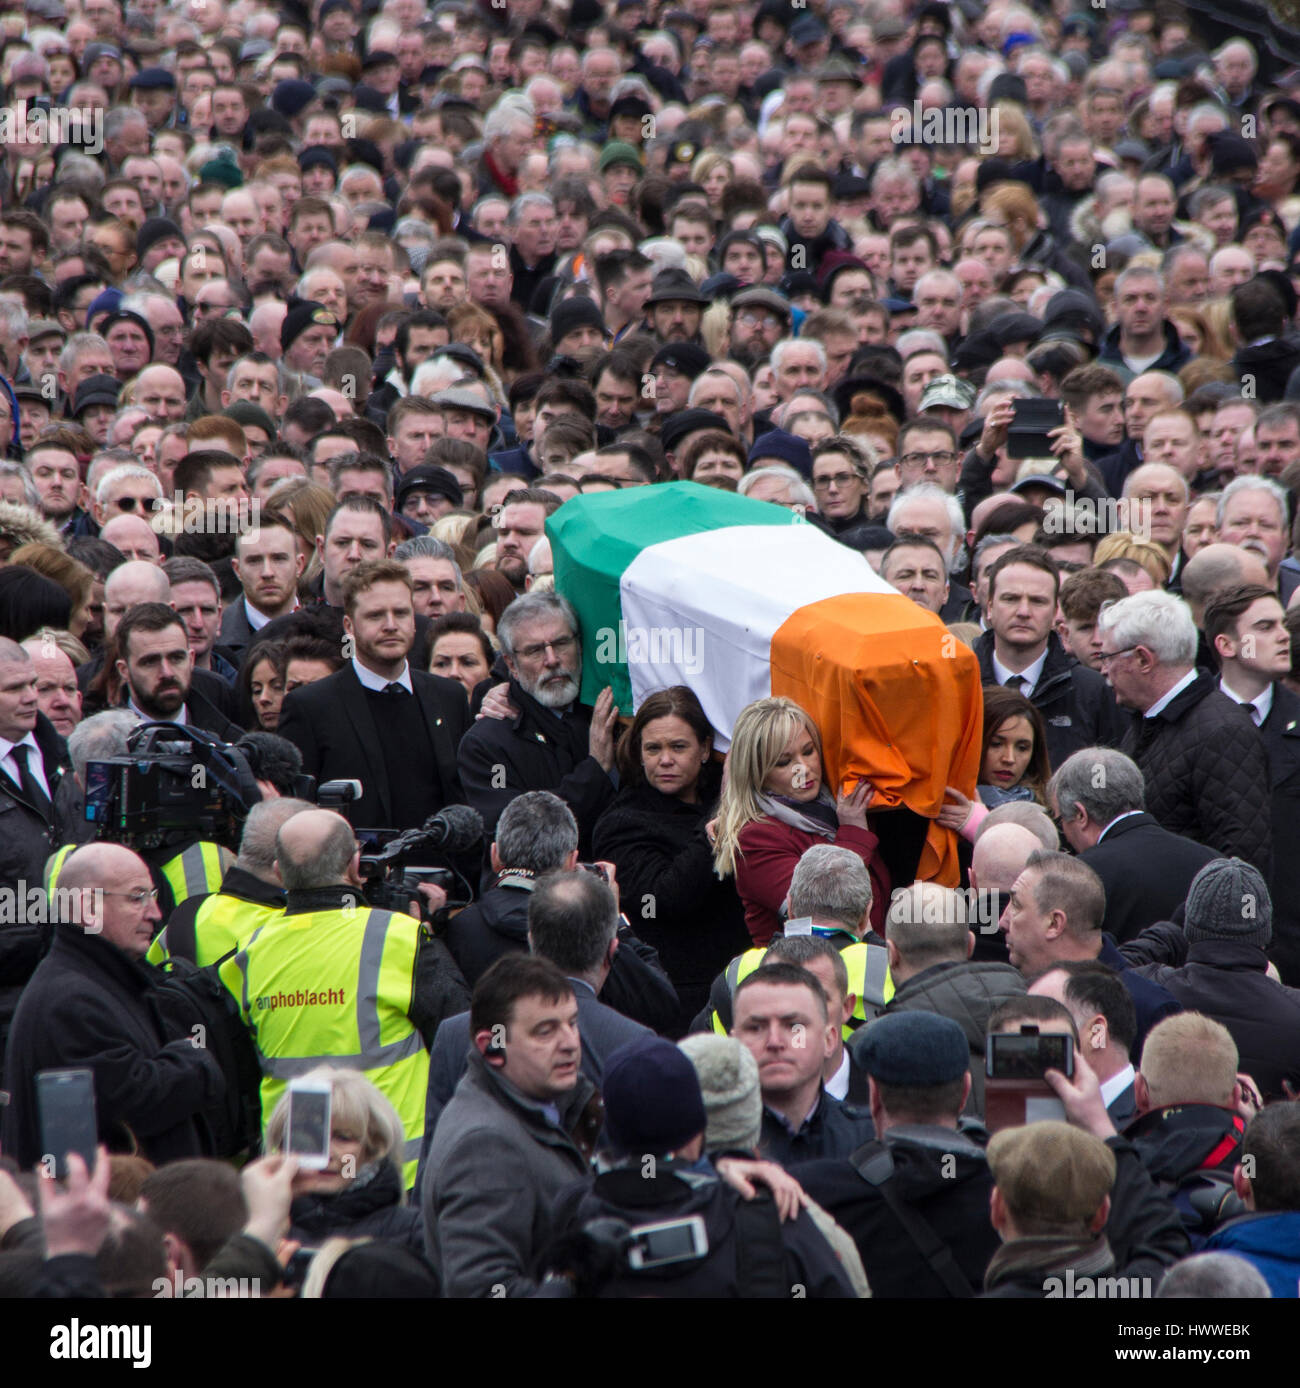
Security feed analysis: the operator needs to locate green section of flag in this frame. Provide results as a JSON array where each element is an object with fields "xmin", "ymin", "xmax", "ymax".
[{"xmin": 547, "ymin": 482, "xmax": 800, "ymax": 709}]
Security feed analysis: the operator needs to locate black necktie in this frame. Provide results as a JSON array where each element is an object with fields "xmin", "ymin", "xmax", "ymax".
[
  {"xmin": 384, "ymin": 681, "xmax": 409, "ymax": 698},
  {"xmin": 10, "ymin": 744, "xmax": 52, "ymax": 822},
  {"xmin": 1004, "ymin": 674, "xmax": 1025, "ymax": 691}
]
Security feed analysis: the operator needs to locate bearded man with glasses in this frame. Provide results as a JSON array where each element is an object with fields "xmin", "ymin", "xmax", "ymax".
[{"xmin": 458, "ymin": 591, "xmax": 620, "ymax": 857}]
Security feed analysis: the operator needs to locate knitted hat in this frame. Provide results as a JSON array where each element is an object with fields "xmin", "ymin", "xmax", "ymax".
[
  {"xmin": 395, "ymin": 464, "xmax": 464, "ymax": 511},
  {"xmin": 222, "ymin": 401, "xmax": 276, "ymax": 438},
  {"xmin": 281, "ymin": 300, "xmax": 339, "ymax": 352},
  {"xmin": 136, "ymin": 217, "xmax": 185, "ymax": 261},
  {"xmin": 659, "ymin": 408, "xmax": 730, "ymax": 454},
  {"xmin": 549, "ymin": 295, "xmax": 606, "ymax": 344},
  {"xmin": 199, "ymin": 151, "xmax": 244, "ymax": 189},
  {"xmin": 1184, "ymin": 858, "xmax": 1272, "ymax": 948},
  {"xmin": 602, "ymin": 1037, "xmax": 708, "ymax": 1156},
  {"xmin": 678, "ymin": 1035, "xmax": 761, "ymax": 1153},
  {"xmin": 748, "ymin": 428, "xmax": 813, "ymax": 478},
  {"xmin": 272, "ymin": 78, "xmax": 318, "ymax": 119}
]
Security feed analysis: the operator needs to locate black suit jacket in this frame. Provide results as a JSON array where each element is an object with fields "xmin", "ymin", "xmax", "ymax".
[
  {"xmin": 1079, "ymin": 812, "xmax": 1220, "ymax": 944},
  {"xmin": 1260, "ymin": 682, "xmax": 1300, "ymax": 985},
  {"xmin": 217, "ymin": 598, "xmax": 260, "ymax": 661},
  {"xmin": 277, "ymin": 663, "xmax": 469, "ymax": 832}
]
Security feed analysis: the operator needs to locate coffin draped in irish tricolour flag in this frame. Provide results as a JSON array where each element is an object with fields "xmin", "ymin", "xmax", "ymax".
[{"xmin": 547, "ymin": 482, "xmax": 983, "ymax": 885}]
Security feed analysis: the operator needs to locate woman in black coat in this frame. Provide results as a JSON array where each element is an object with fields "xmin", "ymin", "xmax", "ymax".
[
  {"xmin": 265, "ymin": 1068, "xmax": 424, "ymax": 1257},
  {"xmin": 592, "ymin": 686, "xmax": 749, "ymax": 1033}
]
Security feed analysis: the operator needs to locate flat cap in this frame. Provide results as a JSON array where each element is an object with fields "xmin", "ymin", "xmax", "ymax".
[
  {"xmin": 854, "ymin": 1011, "xmax": 969, "ymax": 1086},
  {"xmin": 987, "ymin": 1121, "xmax": 1116, "ymax": 1229}
]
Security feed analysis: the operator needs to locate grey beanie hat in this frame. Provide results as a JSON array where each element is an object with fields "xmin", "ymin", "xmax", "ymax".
[
  {"xmin": 1184, "ymin": 858, "xmax": 1272, "ymax": 948},
  {"xmin": 678, "ymin": 1034, "xmax": 761, "ymax": 1153}
]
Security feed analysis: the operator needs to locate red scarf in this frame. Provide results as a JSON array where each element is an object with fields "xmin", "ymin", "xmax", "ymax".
[{"xmin": 483, "ymin": 148, "xmax": 519, "ymax": 199}]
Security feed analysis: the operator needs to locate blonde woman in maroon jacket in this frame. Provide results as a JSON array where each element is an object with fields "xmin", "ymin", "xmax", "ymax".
[{"xmin": 712, "ymin": 697, "xmax": 889, "ymax": 945}]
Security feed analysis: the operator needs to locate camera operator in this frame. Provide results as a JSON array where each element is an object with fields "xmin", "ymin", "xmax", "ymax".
[
  {"xmin": 148, "ymin": 797, "xmax": 312, "ymax": 968},
  {"xmin": 539, "ymin": 1036, "xmax": 855, "ymax": 1298},
  {"xmin": 112, "ymin": 604, "xmax": 248, "ymax": 916},
  {"xmin": 221, "ymin": 808, "xmax": 469, "ymax": 1190}
]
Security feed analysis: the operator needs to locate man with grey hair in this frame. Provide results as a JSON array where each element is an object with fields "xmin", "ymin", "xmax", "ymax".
[
  {"xmin": 1156, "ymin": 1252, "xmax": 1271, "ymax": 1299},
  {"xmin": 225, "ymin": 806, "xmax": 468, "ymax": 1190},
  {"xmin": 1048, "ymin": 747, "xmax": 1220, "ymax": 942},
  {"xmin": 147, "ymin": 796, "xmax": 313, "ymax": 967},
  {"xmin": 506, "ymin": 192, "xmax": 557, "ymax": 310},
  {"xmin": 888, "ymin": 484, "xmax": 966, "ymax": 575},
  {"xmin": 394, "ymin": 535, "xmax": 466, "ymax": 619},
  {"xmin": 1097, "ymin": 590, "xmax": 1271, "ymax": 870},
  {"xmin": 868, "ymin": 880, "xmax": 1025, "ymax": 1117},
  {"xmin": 1216, "ymin": 475, "xmax": 1298, "ymax": 603},
  {"xmin": 476, "ymin": 98, "xmax": 536, "ymax": 202},
  {"xmin": 695, "ymin": 843, "xmax": 890, "ymax": 1039},
  {"xmin": 458, "ymin": 592, "xmax": 619, "ymax": 854},
  {"xmin": 56, "ymin": 707, "xmax": 140, "ymax": 851}
]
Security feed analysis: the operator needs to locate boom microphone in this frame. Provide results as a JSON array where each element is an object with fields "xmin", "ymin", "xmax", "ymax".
[{"xmin": 420, "ymin": 804, "xmax": 485, "ymax": 853}]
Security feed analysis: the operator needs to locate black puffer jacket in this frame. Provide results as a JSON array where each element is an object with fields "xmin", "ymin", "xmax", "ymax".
[
  {"xmin": 592, "ymin": 769, "xmax": 749, "ymax": 1022},
  {"xmin": 1121, "ymin": 672, "xmax": 1272, "ymax": 874},
  {"xmin": 289, "ymin": 1160, "xmax": 424, "ymax": 1256},
  {"xmin": 1131, "ymin": 939, "xmax": 1300, "ymax": 1101},
  {"xmin": 865, "ymin": 959, "xmax": 1026, "ymax": 1117}
]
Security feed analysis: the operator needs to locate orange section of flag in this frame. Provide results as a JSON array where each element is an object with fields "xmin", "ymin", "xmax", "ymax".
[{"xmin": 771, "ymin": 592, "xmax": 984, "ymax": 886}]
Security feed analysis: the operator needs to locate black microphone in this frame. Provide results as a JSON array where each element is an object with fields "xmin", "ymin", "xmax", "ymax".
[{"xmin": 420, "ymin": 804, "xmax": 484, "ymax": 853}]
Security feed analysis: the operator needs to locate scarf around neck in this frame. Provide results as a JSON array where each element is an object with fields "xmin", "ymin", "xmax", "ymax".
[{"xmin": 758, "ymin": 789, "xmax": 839, "ymax": 839}]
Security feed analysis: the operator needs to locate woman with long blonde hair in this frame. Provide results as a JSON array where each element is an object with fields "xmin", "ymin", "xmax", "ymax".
[{"xmin": 713, "ymin": 696, "xmax": 889, "ymax": 944}]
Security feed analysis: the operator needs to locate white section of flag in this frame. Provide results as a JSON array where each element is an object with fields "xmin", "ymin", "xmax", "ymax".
[{"xmin": 619, "ymin": 522, "xmax": 897, "ymax": 748}]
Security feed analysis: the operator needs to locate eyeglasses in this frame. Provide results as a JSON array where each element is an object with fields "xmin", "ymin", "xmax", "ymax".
[
  {"xmin": 899, "ymin": 451, "xmax": 957, "ymax": 468},
  {"xmin": 515, "ymin": 634, "xmax": 577, "ymax": 661},
  {"xmin": 735, "ymin": 310, "xmax": 780, "ymax": 327},
  {"xmin": 813, "ymin": 471, "xmax": 864, "ymax": 489},
  {"xmin": 1097, "ymin": 645, "xmax": 1140, "ymax": 667},
  {"xmin": 102, "ymin": 888, "xmax": 159, "ymax": 907}
]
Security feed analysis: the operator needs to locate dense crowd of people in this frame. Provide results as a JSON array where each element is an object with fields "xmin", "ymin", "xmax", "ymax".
[{"xmin": 0, "ymin": 0, "xmax": 1296, "ymax": 1305}]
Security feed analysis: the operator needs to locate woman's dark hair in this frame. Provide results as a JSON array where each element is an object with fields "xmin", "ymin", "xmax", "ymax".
[
  {"xmin": 616, "ymin": 684, "xmax": 716, "ymax": 785},
  {"xmin": 979, "ymin": 684, "xmax": 1051, "ymax": 803},
  {"xmin": 0, "ymin": 565, "xmax": 71, "ymax": 640},
  {"xmin": 427, "ymin": 611, "xmax": 494, "ymax": 670},
  {"xmin": 463, "ymin": 568, "xmax": 517, "ymax": 628},
  {"xmin": 238, "ymin": 639, "xmax": 287, "ymax": 731}
]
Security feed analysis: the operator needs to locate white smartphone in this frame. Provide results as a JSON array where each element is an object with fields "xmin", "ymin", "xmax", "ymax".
[{"xmin": 285, "ymin": 1079, "xmax": 332, "ymax": 1170}]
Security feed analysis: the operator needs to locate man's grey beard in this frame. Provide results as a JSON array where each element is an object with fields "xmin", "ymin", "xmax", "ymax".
[{"xmin": 524, "ymin": 671, "xmax": 580, "ymax": 708}]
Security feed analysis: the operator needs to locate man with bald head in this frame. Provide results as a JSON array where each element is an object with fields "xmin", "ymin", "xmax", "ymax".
[
  {"xmin": 99, "ymin": 513, "xmax": 162, "ymax": 565},
  {"xmin": 969, "ymin": 822, "xmax": 1044, "ymax": 964},
  {"xmin": 2, "ymin": 840, "xmax": 226, "ymax": 1165},
  {"xmin": 21, "ymin": 636, "xmax": 82, "ymax": 737},
  {"xmin": 222, "ymin": 807, "xmax": 469, "ymax": 1188},
  {"xmin": 132, "ymin": 364, "xmax": 188, "ymax": 423},
  {"xmin": 103, "ymin": 559, "xmax": 170, "ymax": 639},
  {"xmin": 0, "ymin": 636, "xmax": 74, "ymax": 1057},
  {"xmin": 1179, "ymin": 543, "xmax": 1271, "ymax": 629}
]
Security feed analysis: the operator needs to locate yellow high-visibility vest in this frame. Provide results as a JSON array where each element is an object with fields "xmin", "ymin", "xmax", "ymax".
[
  {"xmin": 221, "ymin": 903, "xmax": 429, "ymax": 1187},
  {"xmin": 712, "ymin": 940, "xmax": 893, "ymax": 1038}
]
